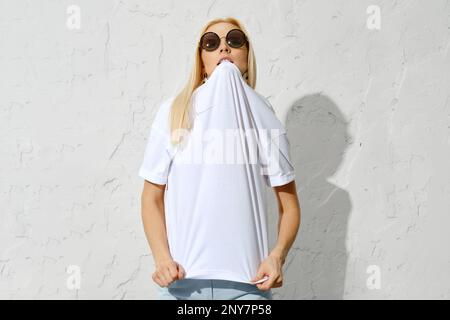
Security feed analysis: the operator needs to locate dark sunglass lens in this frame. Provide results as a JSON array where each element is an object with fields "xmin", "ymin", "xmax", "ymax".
[
  {"xmin": 201, "ymin": 33, "xmax": 219, "ymax": 51},
  {"xmin": 227, "ymin": 29, "xmax": 246, "ymax": 48}
]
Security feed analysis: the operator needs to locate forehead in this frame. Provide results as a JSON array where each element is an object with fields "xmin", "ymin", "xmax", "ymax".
[{"xmin": 205, "ymin": 22, "xmax": 240, "ymax": 37}]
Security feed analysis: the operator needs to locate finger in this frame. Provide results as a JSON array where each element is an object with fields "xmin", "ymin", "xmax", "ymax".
[
  {"xmin": 168, "ymin": 262, "xmax": 179, "ymax": 280},
  {"xmin": 273, "ymin": 278, "xmax": 283, "ymax": 288},
  {"xmin": 160, "ymin": 268, "xmax": 172, "ymax": 286},
  {"xmin": 177, "ymin": 264, "xmax": 186, "ymax": 279},
  {"xmin": 251, "ymin": 269, "xmax": 265, "ymax": 283},
  {"xmin": 159, "ymin": 272, "xmax": 170, "ymax": 287},
  {"xmin": 163, "ymin": 266, "xmax": 177, "ymax": 284},
  {"xmin": 153, "ymin": 273, "xmax": 165, "ymax": 287},
  {"xmin": 257, "ymin": 275, "xmax": 275, "ymax": 291},
  {"xmin": 151, "ymin": 273, "xmax": 159, "ymax": 285}
]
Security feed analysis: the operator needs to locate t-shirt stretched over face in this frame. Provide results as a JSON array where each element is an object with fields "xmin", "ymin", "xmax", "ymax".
[{"xmin": 138, "ymin": 60, "xmax": 296, "ymax": 284}]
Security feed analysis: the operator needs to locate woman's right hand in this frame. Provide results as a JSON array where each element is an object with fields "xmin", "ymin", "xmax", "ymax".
[{"xmin": 152, "ymin": 259, "xmax": 186, "ymax": 287}]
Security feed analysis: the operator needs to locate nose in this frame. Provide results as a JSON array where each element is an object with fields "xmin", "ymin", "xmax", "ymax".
[{"xmin": 218, "ymin": 36, "xmax": 231, "ymax": 52}]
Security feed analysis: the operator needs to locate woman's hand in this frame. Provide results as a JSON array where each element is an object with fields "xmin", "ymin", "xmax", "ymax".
[
  {"xmin": 152, "ymin": 258, "xmax": 186, "ymax": 287},
  {"xmin": 250, "ymin": 253, "xmax": 284, "ymax": 291}
]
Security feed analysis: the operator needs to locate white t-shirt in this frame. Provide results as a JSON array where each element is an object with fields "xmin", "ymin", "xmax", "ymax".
[{"xmin": 138, "ymin": 60, "xmax": 295, "ymax": 284}]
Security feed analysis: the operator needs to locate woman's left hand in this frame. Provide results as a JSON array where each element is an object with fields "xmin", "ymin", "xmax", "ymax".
[{"xmin": 250, "ymin": 253, "xmax": 284, "ymax": 291}]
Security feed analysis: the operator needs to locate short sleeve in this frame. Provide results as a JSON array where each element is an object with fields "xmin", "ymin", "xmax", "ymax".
[
  {"xmin": 260, "ymin": 131, "xmax": 296, "ymax": 187},
  {"xmin": 138, "ymin": 98, "xmax": 175, "ymax": 185}
]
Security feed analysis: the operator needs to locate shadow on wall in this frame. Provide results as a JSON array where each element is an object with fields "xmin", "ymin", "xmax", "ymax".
[{"xmin": 270, "ymin": 93, "xmax": 352, "ymax": 300}]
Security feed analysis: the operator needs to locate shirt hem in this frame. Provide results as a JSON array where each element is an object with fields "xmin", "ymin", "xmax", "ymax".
[
  {"xmin": 183, "ymin": 269, "xmax": 255, "ymax": 285},
  {"xmin": 267, "ymin": 172, "xmax": 296, "ymax": 187},
  {"xmin": 138, "ymin": 168, "xmax": 167, "ymax": 185}
]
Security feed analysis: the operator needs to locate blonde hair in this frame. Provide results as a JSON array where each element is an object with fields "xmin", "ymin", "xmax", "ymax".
[{"xmin": 169, "ymin": 17, "xmax": 257, "ymax": 145}]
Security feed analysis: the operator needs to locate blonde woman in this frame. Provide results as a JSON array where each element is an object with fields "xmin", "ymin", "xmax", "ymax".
[{"xmin": 139, "ymin": 17, "xmax": 301, "ymax": 300}]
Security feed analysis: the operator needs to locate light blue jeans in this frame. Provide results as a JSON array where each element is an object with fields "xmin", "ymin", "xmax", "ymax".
[{"xmin": 157, "ymin": 278, "xmax": 273, "ymax": 300}]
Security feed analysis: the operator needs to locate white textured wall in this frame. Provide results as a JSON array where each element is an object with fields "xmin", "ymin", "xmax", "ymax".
[{"xmin": 1, "ymin": 0, "xmax": 449, "ymax": 299}]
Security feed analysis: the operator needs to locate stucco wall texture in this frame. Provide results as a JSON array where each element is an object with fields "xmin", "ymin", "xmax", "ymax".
[{"xmin": 1, "ymin": 0, "xmax": 449, "ymax": 299}]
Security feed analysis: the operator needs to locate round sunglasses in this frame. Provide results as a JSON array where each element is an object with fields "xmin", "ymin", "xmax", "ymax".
[{"xmin": 199, "ymin": 29, "xmax": 248, "ymax": 51}]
